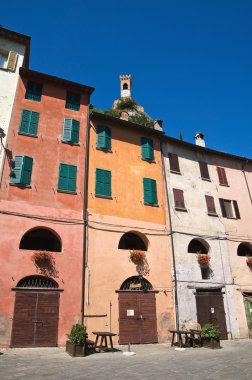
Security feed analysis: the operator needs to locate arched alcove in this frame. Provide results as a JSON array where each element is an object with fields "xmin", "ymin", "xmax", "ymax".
[
  {"xmin": 118, "ymin": 232, "xmax": 148, "ymax": 250},
  {"xmin": 120, "ymin": 276, "xmax": 153, "ymax": 291},
  {"xmin": 123, "ymin": 83, "xmax": 128, "ymax": 90},
  {"xmin": 19, "ymin": 227, "xmax": 62, "ymax": 252},
  {"xmin": 188, "ymin": 238, "xmax": 209, "ymax": 254},
  {"xmin": 237, "ymin": 243, "xmax": 252, "ymax": 257}
]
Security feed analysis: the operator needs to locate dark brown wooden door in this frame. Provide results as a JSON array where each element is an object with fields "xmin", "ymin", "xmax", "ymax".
[
  {"xmin": 11, "ymin": 291, "xmax": 59, "ymax": 347},
  {"xmin": 118, "ymin": 292, "xmax": 158, "ymax": 344},
  {"xmin": 196, "ymin": 292, "xmax": 228, "ymax": 339}
]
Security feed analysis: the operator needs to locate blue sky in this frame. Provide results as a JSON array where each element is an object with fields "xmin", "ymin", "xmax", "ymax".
[{"xmin": 1, "ymin": 0, "xmax": 251, "ymax": 157}]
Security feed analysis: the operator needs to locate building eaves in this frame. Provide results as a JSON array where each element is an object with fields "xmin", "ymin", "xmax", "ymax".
[
  {"xmin": 90, "ymin": 111, "xmax": 164, "ymax": 136},
  {"xmin": 163, "ymin": 135, "xmax": 252, "ymax": 163},
  {"xmin": 0, "ymin": 26, "xmax": 31, "ymax": 45},
  {"xmin": 19, "ymin": 68, "xmax": 95, "ymax": 95}
]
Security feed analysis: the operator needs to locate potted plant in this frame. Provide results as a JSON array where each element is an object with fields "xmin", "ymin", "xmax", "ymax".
[
  {"xmin": 129, "ymin": 250, "xmax": 146, "ymax": 265},
  {"xmin": 202, "ymin": 323, "xmax": 221, "ymax": 349},
  {"xmin": 197, "ymin": 253, "xmax": 211, "ymax": 267},
  {"xmin": 246, "ymin": 257, "xmax": 252, "ymax": 270},
  {"xmin": 66, "ymin": 324, "xmax": 87, "ymax": 357}
]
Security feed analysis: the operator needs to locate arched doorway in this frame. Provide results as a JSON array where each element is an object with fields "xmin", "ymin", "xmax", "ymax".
[
  {"xmin": 11, "ymin": 275, "xmax": 61, "ymax": 348},
  {"xmin": 117, "ymin": 276, "xmax": 158, "ymax": 344}
]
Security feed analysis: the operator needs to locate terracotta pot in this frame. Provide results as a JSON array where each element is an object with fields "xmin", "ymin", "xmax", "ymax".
[
  {"xmin": 203, "ymin": 338, "xmax": 221, "ymax": 349},
  {"xmin": 66, "ymin": 341, "xmax": 86, "ymax": 357}
]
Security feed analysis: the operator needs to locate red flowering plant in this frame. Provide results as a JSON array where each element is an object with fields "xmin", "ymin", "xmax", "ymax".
[
  {"xmin": 246, "ymin": 257, "xmax": 252, "ymax": 269},
  {"xmin": 197, "ymin": 253, "xmax": 211, "ymax": 266},
  {"xmin": 31, "ymin": 251, "xmax": 58, "ymax": 278},
  {"xmin": 129, "ymin": 250, "xmax": 150, "ymax": 276}
]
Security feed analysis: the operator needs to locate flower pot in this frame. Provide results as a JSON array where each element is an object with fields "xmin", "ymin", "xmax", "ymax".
[
  {"xmin": 203, "ymin": 338, "xmax": 221, "ymax": 349},
  {"xmin": 66, "ymin": 341, "xmax": 86, "ymax": 357}
]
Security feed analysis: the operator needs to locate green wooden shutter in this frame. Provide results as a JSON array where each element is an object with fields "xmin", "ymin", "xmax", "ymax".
[
  {"xmin": 95, "ymin": 169, "xmax": 111, "ymax": 196},
  {"xmin": 97, "ymin": 125, "xmax": 111, "ymax": 150},
  {"xmin": 19, "ymin": 110, "xmax": 39, "ymax": 136},
  {"xmin": 58, "ymin": 164, "xmax": 77, "ymax": 192},
  {"xmin": 21, "ymin": 156, "xmax": 33, "ymax": 185},
  {"xmin": 143, "ymin": 178, "xmax": 157, "ymax": 205},
  {"xmin": 10, "ymin": 156, "xmax": 24, "ymax": 184},
  {"xmin": 66, "ymin": 91, "xmax": 80, "ymax": 111},
  {"xmin": 62, "ymin": 119, "xmax": 72, "ymax": 142},
  {"xmin": 72, "ymin": 120, "xmax": 80, "ymax": 144},
  {"xmin": 141, "ymin": 137, "xmax": 154, "ymax": 160},
  {"xmin": 25, "ymin": 81, "xmax": 42, "ymax": 102}
]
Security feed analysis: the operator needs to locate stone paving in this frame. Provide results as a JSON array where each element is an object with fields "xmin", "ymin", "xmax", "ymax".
[{"xmin": 1, "ymin": 340, "xmax": 251, "ymax": 380}]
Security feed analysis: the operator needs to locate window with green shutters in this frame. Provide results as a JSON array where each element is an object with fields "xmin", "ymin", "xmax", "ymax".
[
  {"xmin": 141, "ymin": 137, "xmax": 154, "ymax": 161},
  {"xmin": 19, "ymin": 109, "xmax": 40, "ymax": 136},
  {"xmin": 25, "ymin": 81, "xmax": 42, "ymax": 102},
  {"xmin": 58, "ymin": 164, "xmax": 77, "ymax": 193},
  {"xmin": 95, "ymin": 168, "xmax": 111, "ymax": 197},
  {"xmin": 10, "ymin": 155, "xmax": 33, "ymax": 186},
  {"xmin": 65, "ymin": 91, "xmax": 80, "ymax": 111},
  {"xmin": 96, "ymin": 125, "xmax": 111, "ymax": 151},
  {"xmin": 143, "ymin": 178, "xmax": 158, "ymax": 205},
  {"xmin": 62, "ymin": 119, "xmax": 80, "ymax": 144}
]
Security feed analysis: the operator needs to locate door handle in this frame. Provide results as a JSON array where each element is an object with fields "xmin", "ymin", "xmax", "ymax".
[{"xmin": 137, "ymin": 315, "xmax": 145, "ymax": 320}]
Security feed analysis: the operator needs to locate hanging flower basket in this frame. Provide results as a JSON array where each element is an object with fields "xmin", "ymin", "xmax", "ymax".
[
  {"xmin": 197, "ymin": 253, "xmax": 211, "ymax": 266},
  {"xmin": 31, "ymin": 251, "xmax": 53, "ymax": 267},
  {"xmin": 129, "ymin": 250, "xmax": 146, "ymax": 265},
  {"xmin": 246, "ymin": 257, "xmax": 252, "ymax": 269}
]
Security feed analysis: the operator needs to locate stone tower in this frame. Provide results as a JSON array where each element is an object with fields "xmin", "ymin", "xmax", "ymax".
[{"xmin": 120, "ymin": 74, "xmax": 131, "ymax": 98}]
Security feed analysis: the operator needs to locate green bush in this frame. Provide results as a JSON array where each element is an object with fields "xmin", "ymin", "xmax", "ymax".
[
  {"xmin": 202, "ymin": 323, "xmax": 220, "ymax": 339},
  {"xmin": 67, "ymin": 324, "xmax": 87, "ymax": 345},
  {"xmin": 116, "ymin": 97, "xmax": 138, "ymax": 110},
  {"xmin": 128, "ymin": 114, "xmax": 154, "ymax": 128}
]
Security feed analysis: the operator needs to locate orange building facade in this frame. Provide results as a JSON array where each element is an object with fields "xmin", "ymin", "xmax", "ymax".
[
  {"xmin": 85, "ymin": 112, "xmax": 174, "ymax": 344},
  {"xmin": 0, "ymin": 68, "xmax": 93, "ymax": 347}
]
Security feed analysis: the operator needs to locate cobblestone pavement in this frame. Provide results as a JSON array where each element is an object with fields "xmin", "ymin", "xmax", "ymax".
[{"xmin": 1, "ymin": 340, "xmax": 251, "ymax": 380}]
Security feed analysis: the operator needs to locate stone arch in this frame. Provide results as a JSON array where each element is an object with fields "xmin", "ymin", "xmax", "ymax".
[
  {"xmin": 19, "ymin": 227, "xmax": 62, "ymax": 252},
  {"xmin": 120, "ymin": 276, "xmax": 153, "ymax": 291},
  {"xmin": 16, "ymin": 275, "xmax": 59, "ymax": 289},
  {"xmin": 118, "ymin": 231, "xmax": 148, "ymax": 250},
  {"xmin": 237, "ymin": 242, "xmax": 252, "ymax": 257},
  {"xmin": 188, "ymin": 238, "xmax": 209, "ymax": 254}
]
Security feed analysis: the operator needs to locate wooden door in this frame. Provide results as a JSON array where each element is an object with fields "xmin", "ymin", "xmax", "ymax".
[
  {"xmin": 11, "ymin": 291, "xmax": 59, "ymax": 347},
  {"xmin": 118, "ymin": 292, "xmax": 158, "ymax": 344},
  {"xmin": 196, "ymin": 292, "xmax": 228, "ymax": 339},
  {"xmin": 244, "ymin": 297, "xmax": 252, "ymax": 338}
]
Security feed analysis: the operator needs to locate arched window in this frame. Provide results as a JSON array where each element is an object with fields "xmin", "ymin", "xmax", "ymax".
[
  {"xmin": 118, "ymin": 232, "xmax": 147, "ymax": 250},
  {"xmin": 237, "ymin": 243, "xmax": 252, "ymax": 257},
  {"xmin": 188, "ymin": 239, "xmax": 209, "ymax": 254},
  {"xmin": 16, "ymin": 275, "xmax": 59, "ymax": 289},
  {"xmin": 120, "ymin": 276, "xmax": 153, "ymax": 291},
  {"xmin": 19, "ymin": 228, "xmax": 62, "ymax": 252},
  {"xmin": 123, "ymin": 83, "xmax": 128, "ymax": 90}
]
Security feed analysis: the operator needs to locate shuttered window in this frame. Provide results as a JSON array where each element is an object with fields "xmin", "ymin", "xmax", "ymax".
[
  {"xmin": 19, "ymin": 110, "xmax": 40, "ymax": 136},
  {"xmin": 62, "ymin": 119, "xmax": 80, "ymax": 144},
  {"xmin": 10, "ymin": 155, "xmax": 33, "ymax": 186},
  {"xmin": 173, "ymin": 188, "xmax": 186, "ymax": 210},
  {"xmin": 169, "ymin": 153, "xmax": 180, "ymax": 173},
  {"xmin": 25, "ymin": 81, "xmax": 43, "ymax": 102},
  {"xmin": 7, "ymin": 51, "xmax": 18, "ymax": 71},
  {"xmin": 96, "ymin": 125, "xmax": 111, "ymax": 150},
  {"xmin": 143, "ymin": 178, "xmax": 158, "ymax": 205},
  {"xmin": 219, "ymin": 198, "xmax": 241, "ymax": 219},
  {"xmin": 141, "ymin": 137, "xmax": 154, "ymax": 161},
  {"xmin": 217, "ymin": 167, "xmax": 228, "ymax": 186},
  {"xmin": 205, "ymin": 195, "xmax": 217, "ymax": 215},
  {"xmin": 95, "ymin": 169, "xmax": 111, "ymax": 197},
  {"xmin": 199, "ymin": 162, "xmax": 210, "ymax": 180},
  {"xmin": 65, "ymin": 91, "xmax": 80, "ymax": 111},
  {"xmin": 58, "ymin": 164, "xmax": 77, "ymax": 193}
]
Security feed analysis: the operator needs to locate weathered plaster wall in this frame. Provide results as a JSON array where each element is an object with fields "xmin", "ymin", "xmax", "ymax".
[
  {"xmin": 162, "ymin": 140, "xmax": 240, "ymax": 338},
  {"xmin": 0, "ymin": 37, "xmax": 26, "ymax": 172}
]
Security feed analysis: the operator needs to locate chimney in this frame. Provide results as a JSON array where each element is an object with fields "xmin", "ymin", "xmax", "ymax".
[
  {"xmin": 120, "ymin": 111, "xmax": 129, "ymax": 121},
  {"xmin": 194, "ymin": 132, "xmax": 205, "ymax": 147},
  {"xmin": 154, "ymin": 119, "xmax": 163, "ymax": 131}
]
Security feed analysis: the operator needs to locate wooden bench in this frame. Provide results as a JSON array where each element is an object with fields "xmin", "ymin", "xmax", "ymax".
[{"xmin": 84, "ymin": 335, "xmax": 95, "ymax": 355}]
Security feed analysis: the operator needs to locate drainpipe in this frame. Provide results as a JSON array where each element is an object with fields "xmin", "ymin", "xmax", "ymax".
[
  {"xmin": 160, "ymin": 139, "xmax": 179, "ymax": 330},
  {"xmin": 81, "ymin": 105, "xmax": 91, "ymax": 325},
  {"xmin": 242, "ymin": 160, "xmax": 252, "ymax": 204}
]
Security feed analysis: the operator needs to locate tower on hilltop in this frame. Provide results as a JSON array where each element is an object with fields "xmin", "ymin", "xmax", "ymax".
[{"xmin": 120, "ymin": 75, "xmax": 131, "ymax": 98}]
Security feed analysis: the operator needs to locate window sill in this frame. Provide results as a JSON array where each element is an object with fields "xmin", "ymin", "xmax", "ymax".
[
  {"xmin": 208, "ymin": 212, "xmax": 218, "ymax": 217},
  {"xmin": 201, "ymin": 177, "xmax": 211, "ymax": 182},
  {"xmin": 226, "ymin": 216, "xmax": 237, "ymax": 220},
  {"xmin": 144, "ymin": 203, "xmax": 159, "ymax": 207},
  {"xmin": 219, "ymin": 183, "xmax": 229, "ymax": 187},
  {"xmin": 18, "ymin": 132, "xmax": 38, "ymax": 138},
  {"xmin": 96, "ymin": 148, "xmax": 112, "ymax": 153},
  {"xmin": 95, "ymin": 194, "xmax": 113, "ymax": 199},
  {"xmin": 25, "ymin": 97, "xmax": 41, "ymax": 102},
  {"xmin": 170, "ymin": 170, "xmax": 181, "ymax": 175},
  {"xmin": 142, "ymin": 158, "xmax": 156, "ymax": 163},
  {"xmin": 65, "ymin": 106, "xmax": 80, "ymax": 112},
  {"xmin": 175, "ymin": 207, "xmax": 187, "ymax": 212},
  {"xmin": 62, "ymin": 141, "xmax": 80, "ymax": 146},
  {"xmin": 57, "ymin": 190, "xmax": 77, "ymax": 195},
  {"xmin": 0, "ymin": 67, "xmax": 15, "ymax": 72},
  {"xmin": 10, "ymin": 183, "xmax": 31, "ymax": 188}
]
